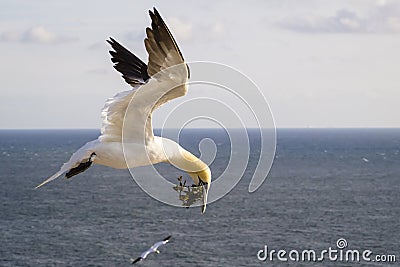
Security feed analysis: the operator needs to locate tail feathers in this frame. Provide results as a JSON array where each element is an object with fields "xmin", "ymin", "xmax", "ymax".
[
  {"xmin": 35, "ymin": 155, "xmax": 93, "ymax": 189},
  {"xmin": 34, "ymin": 142, "xmax": 97, "ymax": 189},
  {"xmin": 35, "ymin": 170, "xmax": 64, "ymax": 189}
]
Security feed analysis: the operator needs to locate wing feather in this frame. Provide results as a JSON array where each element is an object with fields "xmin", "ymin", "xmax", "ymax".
[
  {"xmin": 99, "ymin": 90, "xmax": 136, "ymax": 142},
  {"xmin": 100, "ymin": 8, "xmax": 189, "ymax": 144},
  {"xmin": 145, "ymin": 8, "xmax": 186, "ymax": 76},
  {"xmin": 107, "ymin": 38, "xmax": 150, "ymax": 87}
]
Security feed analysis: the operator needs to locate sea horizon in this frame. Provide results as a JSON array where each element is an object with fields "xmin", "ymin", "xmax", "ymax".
[{"xmin": 1, "ymin": 128, "xmax": 399, "ymax": 266}]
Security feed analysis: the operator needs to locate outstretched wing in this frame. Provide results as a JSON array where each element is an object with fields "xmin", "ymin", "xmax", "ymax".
[
  {"xmin": 99, "ymin": 39, "xmax": 149, "ymax": 143},
  {"xmin": 140, "ymin": 249, "xmax": 152, "ymax": 259},
  {"xmin": 145, "ymin": 8, "xmax": 186, "ymax": 77},
  {"xmin": 107, "ymin": 37, "xmax": 150, "ymax": 87},
  {"xmin": 150, "ymin": 241, "xmax": 164, "ymax": 250},
  {"xmin": 151, "ymin": 235, "xmax": 171, "ymax": 250},
  {"xmin": 130, "ymin": 257, "xmax": 142, "ymax": 264},
  {"xmin": 144, "ymin": 8, "xmax": 189, "ymax": 111},
  {"xmin": 163, "ymin": 235, "xmax": 172, "ymax": 242},
  {"xmin": 100, "ymin": 7, "xmax": 189, "ymax": 144}
]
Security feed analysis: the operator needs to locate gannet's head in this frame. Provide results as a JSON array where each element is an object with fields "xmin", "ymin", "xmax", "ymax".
[
  {"xmin": 191, "ymin": 167, "xmax": 211, "ymax": 186},
  {"xmin": 169, "ymin": 147, "xmax": 212, "ymax": 213},
  {"xmin": 178, "ymin": 149, "xmax": 211, "ymax": 185}
]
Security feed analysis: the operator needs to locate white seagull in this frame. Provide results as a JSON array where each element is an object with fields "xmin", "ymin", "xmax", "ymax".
[
  {"xmin": 35, "ymin": 8, "xmax": 211, "ymax": 213},
  {"xmin": 131, "ymin": 235, "xmax": 172, "ymax": 264}
]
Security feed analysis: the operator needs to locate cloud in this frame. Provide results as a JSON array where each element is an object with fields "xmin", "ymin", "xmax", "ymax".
[
  {"xmin": 87, "ymin": 41, "xmax": 109, "ymax": 51},
  {"xmin": 0, "ymin": 26, "xmax": 78, "ymax": 44},
  {"xmin": 122, "ymin": 18, "xmax": 226, "ymax": 45},
  {"xmin": 168, "ymin": 19, "xmax": 229, "ymax": 42},
  {"xmin": 211, "ymin": 22, "xmax": 225, "ymax": 35},
  {"xmin": 124, "ymin": 30, "xmax": 146, "ymax": 42},
  {"xmin": 278, "ymin": 1, "xmax": 400, "ymax": 34},
  {"xmin": 122, "ymin": 17, "xmax": 193, "ymax": 43},
  {"xmin": 279, "ymin": 9, "xmax": 363, "ymax": 33},
  {"xmin": 86, "ymin": 68, "xmax": 108, "ymax": 75},
  {"xmin": 167, "ymin": 17, "xmax": 193, "ymax": 41}
]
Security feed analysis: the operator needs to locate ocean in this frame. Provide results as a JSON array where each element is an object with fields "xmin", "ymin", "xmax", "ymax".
[{"xmin": 0, "ymin": 129, "xmax": 399, "ymax": 266}]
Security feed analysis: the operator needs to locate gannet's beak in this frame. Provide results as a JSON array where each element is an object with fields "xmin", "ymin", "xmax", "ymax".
[
  {"xmin": 201, "ymin": 182, "xmax": 209, "ymax": 214},
  {"xmin": 192, "ymin": 167, "xmax": 211, "ymax": 213}
]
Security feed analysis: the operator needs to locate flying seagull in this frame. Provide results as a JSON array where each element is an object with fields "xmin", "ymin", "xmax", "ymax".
[
  {"xmin": 35, "ymin": 7, "xmax": 211, "ymax": 213},
  {"xmin": 131, "ymin": 235, "xmax": 172, "ymax": 264}
]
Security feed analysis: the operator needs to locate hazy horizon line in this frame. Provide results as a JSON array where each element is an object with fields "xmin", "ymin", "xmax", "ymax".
[{"xmin": 1, "ymin": 127, "xmax": 400, "ymax": 131}]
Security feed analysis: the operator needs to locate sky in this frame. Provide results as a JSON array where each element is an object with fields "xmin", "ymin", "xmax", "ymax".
[{"xmin": 1, "ymin": 0, "xmax": 399, "ymax": 129}]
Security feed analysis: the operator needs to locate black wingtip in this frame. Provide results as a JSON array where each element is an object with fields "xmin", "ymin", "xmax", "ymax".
[
  {"xmin": 149, "ymin": 7, "xmax": 162, "ymax": 22},
  {"xmin": 163, "ymin": 235, "xmax": 172, "ymax": 241},
  {"xmin": 106, "ymin": 37, "xmax": 150, "ymax": 85},
  {"xmin": 131, "ymin": 257, "xmax": 142, "ymax": 264},
  {"xmin": 152, "ymin": 7, "xmax": 163, "ymax": 22}
]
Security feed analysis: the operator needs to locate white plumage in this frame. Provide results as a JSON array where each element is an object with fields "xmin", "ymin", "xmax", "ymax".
[
  {"xmin": 36, "ymin": 8, "xmax": 211, "ymax": 213},
  {"xmin": 130, "ymin": 235, "xmax": 172, "ymax": 264}
]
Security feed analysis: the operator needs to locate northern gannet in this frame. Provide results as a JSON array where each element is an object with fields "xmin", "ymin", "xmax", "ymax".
[
  {"xmin": 130, "ymin": 235, "xmax": 172, "ymax": 264},
  {"xmin": 35, "ymin": 8, "xmax": 211, "ymax": 213}
]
